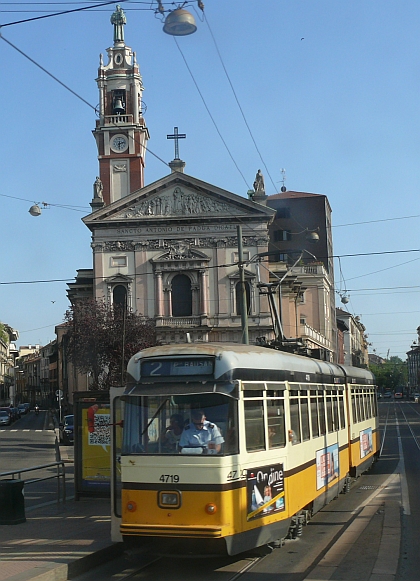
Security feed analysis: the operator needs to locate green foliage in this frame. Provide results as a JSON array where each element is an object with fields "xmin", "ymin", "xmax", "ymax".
[
  {"xmin": 0, "ymin": 323, "xmax": 9, "ymax": 345},
  {"xmin": 63, "ymin": 300, "xmax": 157, "ymax": 390},
  {"xmin": 370, "ymin": 355, "xmax": 408, "ymax": 392}
]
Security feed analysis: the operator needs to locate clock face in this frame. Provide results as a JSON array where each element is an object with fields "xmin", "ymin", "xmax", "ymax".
[{"xmin": 111, "ymin": 135, "xmax": 128, "ymax": 152}]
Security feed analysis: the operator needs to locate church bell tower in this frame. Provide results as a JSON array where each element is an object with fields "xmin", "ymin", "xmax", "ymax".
[{"xmin": 92, "ymin": 5, "xmax": 149, "ymax": 206}]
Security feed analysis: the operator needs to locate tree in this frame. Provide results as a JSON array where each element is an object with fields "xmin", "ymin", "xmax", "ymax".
[
  {"xmin": 64, "ymin": 299, "xmax": 157, "ymax": 390},
  {"xmin": 370, "ymin": 356, "xmax": 408, "ymax": 392}
]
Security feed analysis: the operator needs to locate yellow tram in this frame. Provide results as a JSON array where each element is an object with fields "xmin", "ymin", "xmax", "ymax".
[{"xmin": 110, "ymin": 343, "xmax": 379, "ymax": 555}]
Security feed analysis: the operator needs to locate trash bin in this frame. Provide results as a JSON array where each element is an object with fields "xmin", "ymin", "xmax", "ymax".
[{"xmin": 0, "ymin": 480, "xmax": 26, "ymax": 524}]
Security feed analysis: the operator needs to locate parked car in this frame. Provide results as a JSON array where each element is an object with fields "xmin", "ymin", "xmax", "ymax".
[
  {"xmin": 17, "ymin": 404, "xmax": 27, "ymax": 415},
  {"xmin": 411, "ymin": 392, "xmax": 420, "ymax": 403},
  {"xmin": 59, "ymin": 415, "xmax": 74, "ymax": 445},
  {"xmin": 23, "ymin": 403, "xmax": 30, "ymax": 413},
  {"xmin": 0, "ymin": 407, "xmax": 14, "ymax": 423},
  {"xmin": 0, "ymin": 409, "xmax": 11, "ymax": 426}
]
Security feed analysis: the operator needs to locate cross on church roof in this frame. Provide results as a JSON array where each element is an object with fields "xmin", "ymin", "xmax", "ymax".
[{"xmin": 167, "ymin": 126, "xmax": 186, "ymax": 160}]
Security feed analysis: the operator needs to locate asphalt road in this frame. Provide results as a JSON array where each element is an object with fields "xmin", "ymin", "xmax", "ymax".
[{"xmin": 0, "ymin": 409, "xmax": 74, "ymax": 508}]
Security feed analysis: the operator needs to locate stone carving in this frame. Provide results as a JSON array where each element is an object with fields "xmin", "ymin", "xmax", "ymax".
[
  {"xmin": 91, "ymin": 236, "xmax": 269, "ymax": 253},
  {"xmin": 104, "ymin": 241, "xmax": 135, "ymax": 252},
  {"xmin": 120, "ymin": 187, "xmax": 233, "ymax": 218},
  {"xmin": 113, "ymin": 164, "xmax": 127, "ymax": 172},
  {"xmin": 93, "ymin": 176, "xmax": 103, "ymax": 200},
  {"xmin": 111, "ymin": 5, "xmax": 126, "ymax": 43},
  {"xmin": 253, "ymin": 169, "xmax": 265, "ymax": 192}
]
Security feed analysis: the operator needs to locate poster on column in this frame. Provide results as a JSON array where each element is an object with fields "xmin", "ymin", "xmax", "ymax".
[{"xmin": 81, "ymin": 403, "xmax": 111, "ymax": 491}]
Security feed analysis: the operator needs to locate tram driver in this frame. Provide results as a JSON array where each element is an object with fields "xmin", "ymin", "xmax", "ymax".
[{"xmin": 179, "ymin": 409, "xmax": 224, "ymax": 455}]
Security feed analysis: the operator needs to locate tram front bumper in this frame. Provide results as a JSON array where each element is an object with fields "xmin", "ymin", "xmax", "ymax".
[{"xmin": 121, "ymin": 523, "xmax": 224, "ymax": 538}]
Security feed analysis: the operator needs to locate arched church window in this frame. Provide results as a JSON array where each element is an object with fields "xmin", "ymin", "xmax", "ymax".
[
  {"xmin": 172, "ymin": 274, "xmax": 192, "ymax": 317},
  {"xmin": 113, "ymin": 285, "xmax": 127, "ymax": 309},
  {"xmin": 236, "ymin": 281, "xmax": 251, "ymax": 316}
]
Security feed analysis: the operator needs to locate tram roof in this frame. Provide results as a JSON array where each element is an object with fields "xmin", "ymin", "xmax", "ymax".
[{"xmin": 127, "ymin": 342, "xmax": 352, "ymax": 384}]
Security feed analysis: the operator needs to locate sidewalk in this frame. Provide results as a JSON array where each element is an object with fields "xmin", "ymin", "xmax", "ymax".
[
  {"xmin": 0, "ymin": 496, "xmax": 122, "ymax": 581},
  {"xmin": 0, "ymin": 434, "xmax": 122, "ymax": 581}
]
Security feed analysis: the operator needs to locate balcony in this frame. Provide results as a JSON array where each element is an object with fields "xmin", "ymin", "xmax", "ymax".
[
  {"xmin": 104, "ymin": 114, "xmax": 133, "ymax": 125},
  {"xmin": 300, "ymin": 323, "xmax": 332, "ymax": 351},
  {"xmin": 157, "ymin": 317, "xmax": 202, "ymax": 328}
]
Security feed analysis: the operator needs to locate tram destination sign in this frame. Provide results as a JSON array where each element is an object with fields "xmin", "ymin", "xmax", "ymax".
[{"xmin": 141, "ymin": 358, "xmax": 214, "ymax": 377}]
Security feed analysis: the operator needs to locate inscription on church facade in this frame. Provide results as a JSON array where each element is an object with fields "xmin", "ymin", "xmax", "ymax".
[{"xmin": 116, "ymin": 224, "xmax": 238, "ymax": 235}]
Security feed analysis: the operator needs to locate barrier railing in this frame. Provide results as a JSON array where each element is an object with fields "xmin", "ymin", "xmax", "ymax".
[{"xmin": 0, "ymin": 461, "xmax": 66, "ymax": 503}]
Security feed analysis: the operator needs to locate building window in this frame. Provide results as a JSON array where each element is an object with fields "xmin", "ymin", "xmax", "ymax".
[
  {"xmin": 233, "ymin": 251, "xmax": 250, "ymax": 263},
  {"xmin": 275, "ymin": 208, "xmax": 291, "ymax": 219},
  {"xmin": 273, "ymin": 229, "xmax": 292, "ymax": 242},
  {"xmin": 235, "ymin": 281, "xmax": 251, "ymax": 315},
  {"xmin": 113, "ymin": 285, "xmax": 127, "ymax": 309},
  {"xmin": 172, "ymin": 274, "xmax": 192, "ymax": 316},
  {"xmin": 111, "ymin": 256, "xmax": 127, "ymax": 267}
]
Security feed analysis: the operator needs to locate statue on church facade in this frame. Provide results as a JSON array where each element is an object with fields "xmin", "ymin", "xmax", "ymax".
[
  {"xmin": 111, "ymin": 5, "xmax": 127, "ymax": 43},
  {"xmin": 93, "ymin": 176, "xmax": 104, "ymax": 200},
  {"xmin": 253, "ymin": 169, "xmax": 265, "ymax": 192}
]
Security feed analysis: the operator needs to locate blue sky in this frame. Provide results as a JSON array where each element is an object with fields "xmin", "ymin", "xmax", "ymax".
[{"xmin": 1, "ymin": 0, "xmax": 419, "ymax": 359}]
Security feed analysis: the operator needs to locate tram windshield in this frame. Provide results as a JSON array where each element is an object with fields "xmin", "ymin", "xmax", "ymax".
[{"xmin": 122, "ymin": 393, "xmax": 238, "ymax": 456}]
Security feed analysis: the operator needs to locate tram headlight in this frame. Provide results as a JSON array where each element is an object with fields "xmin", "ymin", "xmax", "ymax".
[
  {"xmin": 205, "ymin": 503, "xmax": 217, "ymax": 514},
  {"xmin": 158, "ymin": 491, "xmax": 181, "ymax": 509}
]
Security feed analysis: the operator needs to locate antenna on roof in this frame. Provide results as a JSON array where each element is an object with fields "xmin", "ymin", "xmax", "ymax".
[{"xmin": 280, "ymin": 168, "xmax": 286, "ymax": 192}]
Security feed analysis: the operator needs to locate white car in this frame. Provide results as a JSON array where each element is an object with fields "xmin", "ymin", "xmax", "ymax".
[{"xmin": 0, "ymin": 410, "xmax": 11, "ymax": 426}]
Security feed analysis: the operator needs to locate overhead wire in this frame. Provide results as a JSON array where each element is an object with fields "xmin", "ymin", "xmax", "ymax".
[
  {"xmin": 202, "ymin": 10, "xmax": 278, "ymax": 193},
  {"xmin": 172, "ymin": 36, "xmax": 251, "ymax": 191},
  {"xmin": 0, "ymin": 0, "xmax": 127, "ymax": 27}
]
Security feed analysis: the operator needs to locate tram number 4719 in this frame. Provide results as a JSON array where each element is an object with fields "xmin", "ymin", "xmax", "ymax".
[{"xmin": 159, "ymin": 474, "xmax": 180, "ymax": 483}]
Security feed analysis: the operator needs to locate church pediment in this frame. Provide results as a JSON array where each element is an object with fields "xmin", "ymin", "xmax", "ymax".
[
  {"xmin": 152, "ymin": 242, "xmax": 210, "ymax": 262},
  {"xmin": 83, "ymin": 173, "xmax": 275, "ymax": 226}
]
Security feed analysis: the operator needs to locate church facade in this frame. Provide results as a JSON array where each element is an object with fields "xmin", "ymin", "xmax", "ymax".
[{"xmin": 79, "ymin": 6, "xmax": 276, "ymax": 345}]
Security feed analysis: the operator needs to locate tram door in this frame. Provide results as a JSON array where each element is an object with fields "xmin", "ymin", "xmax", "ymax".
[{"xmin": 110, "ymin": 387, "xmax": 125, "ymax": 542}]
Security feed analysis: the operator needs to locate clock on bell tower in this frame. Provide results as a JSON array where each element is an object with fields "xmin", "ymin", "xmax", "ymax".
[{"xmin": 92, "ymin": 5, "xmax": 149, "ymax": 206}]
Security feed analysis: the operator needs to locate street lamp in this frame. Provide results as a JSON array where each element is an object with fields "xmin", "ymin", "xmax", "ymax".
[{"xmin": 156, "ymin": 1, "xmax": 202, "ymax": 36}]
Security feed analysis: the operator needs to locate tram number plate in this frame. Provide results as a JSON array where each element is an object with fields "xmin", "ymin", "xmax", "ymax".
[{"xmin": 159, "ymin": 474, "xmax": 180, "ymax": 483}]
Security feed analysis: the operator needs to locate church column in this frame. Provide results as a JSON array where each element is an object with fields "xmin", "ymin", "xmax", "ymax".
[
  {"xmin": 200, "ymin": 270, "xmax": 208, "ymax": 315},
  {"xmin": 155, "ymin": 271, "xmax": 163, "ymax": 317}
]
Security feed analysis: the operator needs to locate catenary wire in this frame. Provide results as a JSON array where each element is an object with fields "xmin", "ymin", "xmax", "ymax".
[
  {"xmin": 203, "ymin": 11, "xmax": 278, "ymax": 193},
  {"xmin": 172, "ymin": 36, "xmax": 251, "ymax": 191},
  {"xmin": 0, "ymin": 0, "xmax": 127, "ymax": 27}
]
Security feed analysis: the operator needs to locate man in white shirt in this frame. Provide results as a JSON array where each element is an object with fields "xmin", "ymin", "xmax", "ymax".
[{"xmin": 179, "ymin": 409, "xmax": 224, "ymax": 454}]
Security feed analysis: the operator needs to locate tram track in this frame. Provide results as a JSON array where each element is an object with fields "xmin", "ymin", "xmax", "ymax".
[{"xmin": 75, "ymin": 550, "xmax": 268, "ymax": 581}]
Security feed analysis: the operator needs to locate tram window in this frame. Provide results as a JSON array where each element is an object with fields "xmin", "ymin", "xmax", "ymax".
[
  {"xmin": 339, "ymin": 394, "xmax": 345, "ymax": 428},
  {"xmin": 300, "ymin": 393, "xmax": 310, "ymax": 441},
  {"xmin": 243, "ymin": 382, "xmax": 265, "ymax": 393},
  {"xmin": 310, "ymin": 396, "xmax": 319, "ymax": 438},
  {"xmin": 318, "ymin": 392, "xmax": 326, "ymax": 435},
  {"xmin": 289, "ymin": 398, "xmax": 301, "ymax": 444},
  {"xmin": 244, "ymin": 399, "xmax": 265, "ymax": 451},
  {"xmin": 332, "ymin": 393, "xmax": 339, "ymax": 431},
  {"xmin": 122, "ymin": 394, "xmax": 238, "ymax": 455},
  {"xmin": 326, "ymin": 391, "xmax": 334, "ymax": 433},
  {"xmin": 351, "ymin": 392, "xmax": 357, "ymax": 423},
  {"xmin": 244, "ymin": 390, "xmax": 263, "ymax": 398},
  {"xmin": 365, "ymin": 392, "xmax": 372, "ymax": 419},
  {"xmin": 267, "ymin": 399, "xmax": 285, "ymax": 448}
]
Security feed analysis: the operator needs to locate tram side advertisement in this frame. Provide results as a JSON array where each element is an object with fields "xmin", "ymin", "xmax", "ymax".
[
  {"xmin": 316, "ymin": 443, "xmax": 339, "ymax": 490},
  {"xmin": 247, "ymin": 464, "xmax": 285, "ymax": 520}
]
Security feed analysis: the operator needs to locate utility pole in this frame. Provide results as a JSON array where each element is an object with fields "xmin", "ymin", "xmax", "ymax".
[{"xmin": 237, "ymin": 225, "xmax": 249, "ymax": 344}]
